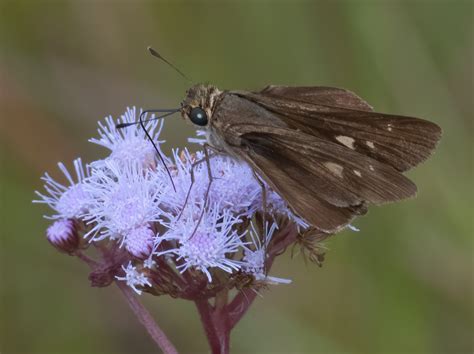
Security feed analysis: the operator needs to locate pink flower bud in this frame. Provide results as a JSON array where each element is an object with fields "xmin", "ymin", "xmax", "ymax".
[{"xmin": 46, "ymin": 219, "xmax": 79, "ymax": 254}]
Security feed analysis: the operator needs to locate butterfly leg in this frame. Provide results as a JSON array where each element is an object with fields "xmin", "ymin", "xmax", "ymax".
[
  {"xmin": 176, "ymin": 156, "xmax": 205, "ymax": 222},
  {"xmin": 184, "ymin": 144, "xmax": 223, "ymax": 239},
  {"xmin": 177, "ymin": 145, "xmax": 220, "ymax": 221},
  {"xmin": 253, "ymin": 171, "xmax": 269, "ymax": 274}
]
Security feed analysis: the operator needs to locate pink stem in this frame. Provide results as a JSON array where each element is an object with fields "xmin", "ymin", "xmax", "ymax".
[
  {"xmin": 116, "ymin": 281, "xmax": 178, "ymax": 354},
  {"xmin": 195, "ymin": 299, "xmax": 222, "ymax": 354},
  {"xmin": 74, "ymin": 250, "xmax": 99, "ymax": 267},
  {"xmin": 228, "ymin": 224, "xmax": 298, "ymax": 328},
  {"xmin": 75, "ymin": 247, "xmax": 177, "ymax": 353},
  {"xmin": 213, "ymin": 309, "xmax": 230, "ymax": 354},
  {"xmin": 195, "ymin": 298, "xmax": 231, "ymax": 354},
  {"xmin": 228, "ymin": 289, "xmax": 258, "ymax": 329}
]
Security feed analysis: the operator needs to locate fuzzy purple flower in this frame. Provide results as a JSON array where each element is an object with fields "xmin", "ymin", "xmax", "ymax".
[
  {"xmin": 116, "ymin": 262, "xmax": 152, "ymax": 295},
  {"xmin": 35, "ymin": 107, "xmax": 329, "ymax": 298},
  {"xmin": 158, "ymin": 205, "xmax": 246, "ymax": 282},
  {"xmin": 89, "ymin": 107, "xmax": 165, "ymax": 169},
  {"xmin": 34, "ymin": 158, "xmax": 90, "ymax": 220},
  {"xmin": 83, "ymin": 160, "xmax": 165, "ymax": 246},
  {"xmin": 34, "ymin": 106, "xmax": 341, "ymax": 354}
]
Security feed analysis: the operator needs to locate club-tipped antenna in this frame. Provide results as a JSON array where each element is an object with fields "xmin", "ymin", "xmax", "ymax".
[{"xmin": 147, "ymin": 46, "xmax": 191, "ymax": 83}]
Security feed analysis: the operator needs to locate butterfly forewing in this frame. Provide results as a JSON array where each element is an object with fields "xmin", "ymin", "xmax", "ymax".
[
  {"xmin": 178, "ymin": 83, "xmax": 441, "ymax": 232},
  {"xmin": 237, "ymin": 87, "xmax": 442, "ymax": 172}
]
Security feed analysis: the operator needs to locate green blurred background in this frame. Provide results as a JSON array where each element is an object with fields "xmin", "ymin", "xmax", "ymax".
[{"xmin": 1, "ymin": 1, "xmax": 472, "ymax": 353}]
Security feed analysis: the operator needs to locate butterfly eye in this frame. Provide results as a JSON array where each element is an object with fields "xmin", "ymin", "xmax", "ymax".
[{"xmin": 189, "ymin": 107, "xmax": 208, "ymax": 126}]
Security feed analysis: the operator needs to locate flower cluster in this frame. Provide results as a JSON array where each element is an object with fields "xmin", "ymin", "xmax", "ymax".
[{"xmin": 34, "ymin": 107, "xmax": 329, "ymax": 297}]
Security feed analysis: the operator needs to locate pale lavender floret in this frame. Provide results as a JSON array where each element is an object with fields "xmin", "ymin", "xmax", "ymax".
[
  {"xmin": 143, "ymin": 256, "xmax": 157, "ymax": 269},
  {"xmin": 258, "ymin": 275, "xmax": 292, "ymax": 285},
  {"xmin": 125, "ymin": 225, "xmax": 154, "ymax": 259},
  {"xmin": 157, "ymin": 205, "xmax": 247, "ymax": 282},
  {"xmin": 83, "ymin": 159, "xmax": 166, "ymax": 243},
  {"xmin": 207, "ymin": 155, "xmax": 262, "ymax": 215},
  {"xmin": 241, "ymin": 221, "xmax": 276, "ymax": 276},
  {"xmin": 156, "ymin": 149, "xmax": 226, "ymax": 212},
  {"xmin": 89, "ymin": 107, "xmax": 165, "ymax": 168},
  {"xmin": 115, "ymin": 262, "xmax": 152, "ymax": 295},
  {"xmin": 157, "ymin": 148, "xmax": 210, "ymax": 212},
  {"xmin": 242, "ymin": 221, "xmax": 292, "ymax": 284},
  {"xmin": 159, "ymin": 148, "xmax": 261, "ymax": 216},
  {"xmin": 34, "ymin": 158, "xmax": 90, "ymax": 220}
]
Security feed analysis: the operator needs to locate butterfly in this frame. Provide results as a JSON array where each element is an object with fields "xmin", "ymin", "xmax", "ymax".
[
  {"xmin": 177, "ymin": 83, "xmax": 441, "ymax": 233},
  {"xmin": 119, "ymin": 48, "xmax": 442, "ymax": 234}
]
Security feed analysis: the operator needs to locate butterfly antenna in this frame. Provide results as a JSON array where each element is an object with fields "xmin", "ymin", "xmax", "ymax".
[{"xmin": 147, "ymin": 46, "xmax": 192, "ymax": 83}]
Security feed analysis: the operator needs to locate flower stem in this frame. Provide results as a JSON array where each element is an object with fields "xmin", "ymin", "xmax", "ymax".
[
  {"xmin": 116, "ymin": 281, "xmax": 178, "ymax": 354},
  {"xmin": 228, "ymin": 288, "xmax": 258, "ymax": 329},
  {"xmin": 74, "ymin": 250, "xmax": 99, "ymax": 267},
  {"xmin": 195, "ymin": 299, "xmax": 222, "ymax": 354},
  {"xmin": 194, "ymin": 225, "xmax": 299, "ymax": 353},
  {"xmin": 195, "ymin": 298, "xmax": 231, "ymax": 354},
  {"xmin": 214, "ymin": 290, "xmax": 231, "ymax": 354}
]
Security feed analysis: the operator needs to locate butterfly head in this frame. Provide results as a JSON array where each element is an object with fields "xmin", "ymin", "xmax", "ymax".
[{"xmin": 181, "ymin": 84, "xmax": 222, "ymax": 127}]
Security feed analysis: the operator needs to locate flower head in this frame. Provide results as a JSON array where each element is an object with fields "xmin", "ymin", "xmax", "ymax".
[
  {"xmin": 125, "ymin": 225, "xmax": 154, "ymax": 259},
  {"xmin": 83, "ymin": 159, "xmax": 165, "ymax": 243},
  {"xmin": 89, "ymin": 107, "xmax": 165, "ymax": 168},
  {"xmin": 241, "ymin": 222, "xmax": 292, "ymax": 285},
  {"xmin": 158, "ymin": 205, "xmax": 246, "ymax": 282},
  {"xmin": 159, "ymin": 149, "xmax": 261, "ymax": 216},
  {"xmin": 35, "ymin": 107, "xmax": 314, "ymax": 299},
  {"xmin": 207, "ymin": 156, "xmax": 262, "ymax": 215},
  {"xmin": 116, "ymin": 262, "xmax": 151, "ymax": 295},
  {"xmin": 242, "ymin": 222, "xmax": 277, "ymax": 276},
  {"xmin": 34, "ymin": 158, "xmax": 90, "ymax": 219}
]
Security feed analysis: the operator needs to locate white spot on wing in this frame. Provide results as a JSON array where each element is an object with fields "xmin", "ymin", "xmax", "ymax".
[
  {"xmin": 387, "ymin": 123, "xmax": 393, "ymax": 132},
  {"xmin": 336, "ymin": 136, "xmax": 355, "ymax": 149},
  {"xmin": 353, "ymin": 170, "xmax": 362, "ymax": 177},
  {"xmin": 369, "ymin": 165, "xmax": 375, "ymax": 171},
  {"xmin": 324, "ymin": 162, "xmax": 344, "ymax": 178},
  {"xmin": 366, "ymin": 141, "xmax": 375, "ymax": 149}
]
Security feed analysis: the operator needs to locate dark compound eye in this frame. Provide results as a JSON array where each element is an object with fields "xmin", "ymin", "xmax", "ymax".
[{"xmin": 189, "ymin": 107, "xmax": 208, "ymax": 126}]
